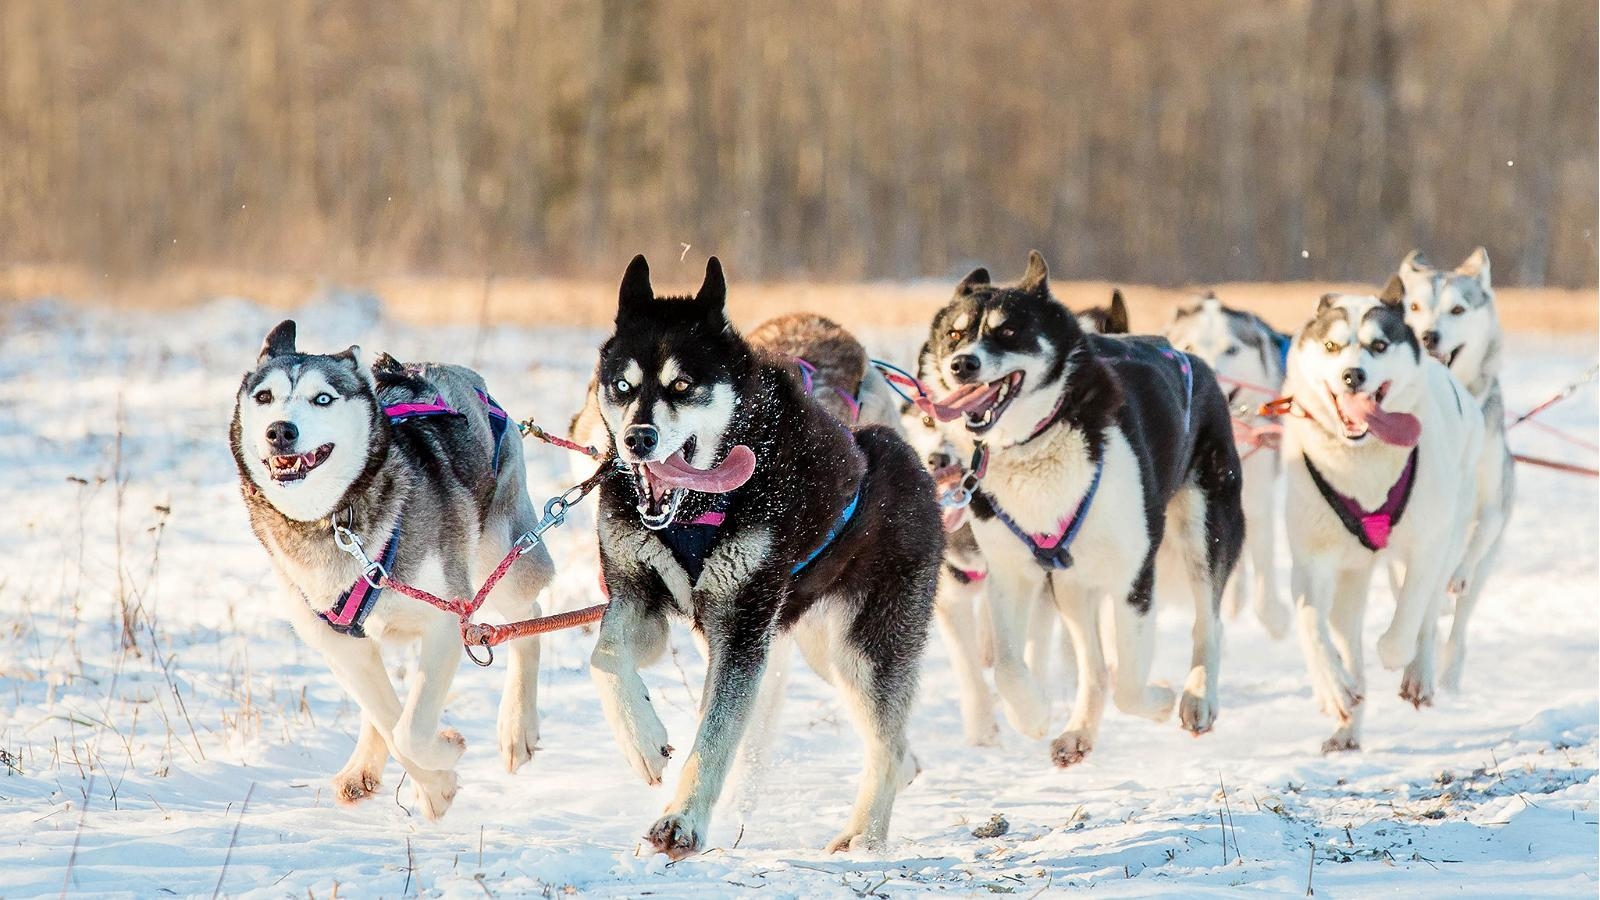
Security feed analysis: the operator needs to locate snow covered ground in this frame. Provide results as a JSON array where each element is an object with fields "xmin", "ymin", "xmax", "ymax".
[{"xmin": 1, "ymin": 293, "xmax": 1595, "ymax": 898}]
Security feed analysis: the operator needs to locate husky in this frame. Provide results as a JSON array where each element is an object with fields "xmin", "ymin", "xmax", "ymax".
[
  {"xmin": 1164, "ymin": 292, "xmax": 1293, "ymax": 639},
  {"xmin": 588, "ymin": 256, "xmax": 941, "ymax": 858},
  {"xmin": 1396, "ymin": 248, "xmax": 1514, "ymax": 689},
  {"xmin": 745, "ymin": 312, "xmax": 905, "ymax": 428},
  {"xmin": 1279, "ymin": 278, "xmax": 1484, "ymax": 752},
  {"xmin": 919, "ymin": 251, "xmax": 1244, "ymax": 766},
  {"xmin": 232, "ymin": 322, "xmax": 552, "ymax": 819},
  {"xmin": 896, "ymin": 290, "xmax": 1130, "ymax": 747}
]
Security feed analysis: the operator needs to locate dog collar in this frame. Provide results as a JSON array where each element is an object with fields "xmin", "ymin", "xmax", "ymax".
[{"xmin": 1303, "ymin": 449, "xmax": 1418, "ymax": 551}]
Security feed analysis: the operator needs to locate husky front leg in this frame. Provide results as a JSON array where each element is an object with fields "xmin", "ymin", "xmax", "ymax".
[
  {"xmin": 1292, "ymin": 559, "xmax": 1367, "ymax": 750},
  {"xmin": 331, "ymin": 714, "xmax": 388, "ymax": 804},
  {"xmin": 1243, "ymin": 461, "xmax": 1289, "ymax": 639},
  {"xmin": 1442, "ymin": 484, "xmax": 1510, "ymax": 690},
  {"xmin": 589, "ymin": 597, "xmax": 673, "ymax": 785},
  {"xmin": 983, "ymin": 563, "xmax": 1052, "ymax": 739},
  {"xmin": 1048, "ymin": 574, "xmax": 1107, "ymax": 767},
  {"xmin": 645, "ymin": 582, "xmax": 780, "ymax": 860},
  {"xmin": 477, "ymin": 524, "xmax": 554, "ymax": 773},
  {"xmin": 932, "ymin": 568, "xmax": 998, "ymax": 745}
]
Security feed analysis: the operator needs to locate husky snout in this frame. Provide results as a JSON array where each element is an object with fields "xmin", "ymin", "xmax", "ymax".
[
  {"xmin": 265, "ymin": 419, "xmax": 299, "ymax": 452},
  {"xmin": 1340, "ymin": 367, "xmax": 1367, "ymax": 391},
  {"xmin": 622, "ymin": 424, "xmax": 660, "ymax": 460},
  {"xmin": 949, "ymin": 353, "xmax": 983, "ymax": 382}
]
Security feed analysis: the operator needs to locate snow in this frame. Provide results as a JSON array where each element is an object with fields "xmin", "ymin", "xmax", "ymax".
[{"xmin": 1, "ymin": 293, "xmax": 1595, "ymax": 898}]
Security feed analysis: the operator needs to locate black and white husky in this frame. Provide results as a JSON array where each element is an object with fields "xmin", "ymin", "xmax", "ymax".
[
  {"xmin": 897, "ymin": 291, "xmax": 1126, "ymax": 746},
  {"xmin": 1279, "ymin": 279, "xmax": 1484, "ymax": 752},
  {"xmin": 920, "ymin": 252, "xmax": 1244, "ymax": 766},
  {"xmin": 588, "ymin": 256, "xmax": 941, "ymax": 857},
  {"xmin": 1396, "ymin": 248, "xmax": 1514, "ymax": 689},
  {"xmin": 232, "ymin": 322, "xmax": 553, "ymax": 818},
  {"xmin": 1164, "ymin": 293, "xmax": 1293, "ymax": 639}
]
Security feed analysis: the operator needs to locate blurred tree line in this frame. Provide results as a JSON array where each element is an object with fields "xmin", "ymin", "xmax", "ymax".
[{"xmin": 1, "ymin": 0, "xmax": 1594, "ymax": 286}]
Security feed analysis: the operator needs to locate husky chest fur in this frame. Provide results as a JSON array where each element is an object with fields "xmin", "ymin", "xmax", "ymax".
[
  {"xmin": 920, "ymin": 251, "xmax": 1244, "ymax": 768},
  {"xmin": 588, "ymin": 256, "xmax": 941, "ymax": 860},
  {"xmin": 232, "ymin": 322, "xmax": 553, "ymax": 820}
]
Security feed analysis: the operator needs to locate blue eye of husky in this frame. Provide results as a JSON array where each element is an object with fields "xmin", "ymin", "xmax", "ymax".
[
  {"xmin": 253, "ymin": 390, "xmax": 273, "ymax": 405},
  {"xmin": 614, "ymin": 378, "xmax": 632, "ymax": 394},
  {"xmin": 313, "ymin": 392, "xmax": 334, "ymax": 406}
]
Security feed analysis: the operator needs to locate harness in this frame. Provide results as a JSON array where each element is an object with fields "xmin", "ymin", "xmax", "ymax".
[
  {"xmin": 946, "ymin": 565, "xmax": 987, "ymax": 584},
  {"xmin": 655, "ymin": 486, "xmax": 862, "ymax": 582},
  {"xmin": 1303, "ymin": 449, "xmax": 1418, "ymax": 551},
  {"xmin": 383, "ymin": 389, "xmax": 511, "ymax": 473},
  {"xmin": 972, "ymin": 341, "xmax": 1190, "ymax": 571},
  {"xmin": 1271, "ymin": 332, "xmax": 1292, "ymax": 375},
  {"xmin": 794, "ymin": 357, "xmax": 863, "ymax": 423},
  {"xmin": 308, "ymin": 386, "xmax": 510, "ymax": 637},
  {"xmin": 319, "ymin": 514, "xmax": 402, "ymax": 636}
]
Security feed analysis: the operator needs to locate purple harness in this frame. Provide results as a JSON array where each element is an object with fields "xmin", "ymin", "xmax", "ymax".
[
  {"xmin": 1303, "ymin": 449, "xmax": 1419, "ymax": 551},
  {"xmin": 383, "ymin": 389, "xmax": 510, "ymax": 473},
  {"xmin": 794, "ymin": 357, "xmax": 863, "ymax": 423}
]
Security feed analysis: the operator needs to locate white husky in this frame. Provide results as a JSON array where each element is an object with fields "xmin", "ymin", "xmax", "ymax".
[
  {"xmin": 1280, "ymin": 279, "xmax": 1483, "ymax": 752},
  {"xmin": 1396, "ymin": 248, "xmax": 1514, "ymax": 689}
]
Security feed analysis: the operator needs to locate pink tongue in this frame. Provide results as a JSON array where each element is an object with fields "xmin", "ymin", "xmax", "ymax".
[
  {"xmin": 922, "ymin": 382, "xmax": 1000, "ymax": 422},
  {"xmin": 643, "ymin": 445, "xmax": 757, "ymax": 494},
  {"xmin": 1340, "ymin": 392, "xmax": 1421, "ymax": 447}
]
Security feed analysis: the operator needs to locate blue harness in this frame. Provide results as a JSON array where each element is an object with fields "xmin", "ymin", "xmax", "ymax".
[
  {"xmin": 1271, "ymin": 332, "xmax": 1292, "ymax": 374},
  {"xmin": 657, "ymin": 486, "xmax": 861, "ymax": 583}
]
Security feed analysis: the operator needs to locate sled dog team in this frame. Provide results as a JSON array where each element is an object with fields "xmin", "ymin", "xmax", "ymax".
[{"xmin": 233, "ymin": 247, "xmax": 1510, "ymax": 857}]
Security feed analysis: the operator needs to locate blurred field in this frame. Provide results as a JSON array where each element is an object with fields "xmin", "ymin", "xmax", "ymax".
[{"xmin": 3, "ymin": 263, "xmax": 1593, "ymax": 336}]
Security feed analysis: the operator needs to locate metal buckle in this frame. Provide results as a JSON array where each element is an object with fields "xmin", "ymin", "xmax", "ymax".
[{"xmin": 332, "ymin": 522, "xmax": 388, "ymax": 588}]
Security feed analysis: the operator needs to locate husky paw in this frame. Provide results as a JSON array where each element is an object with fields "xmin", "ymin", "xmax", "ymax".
[
  {"xmin": 1400, "ymin": 663, "xmax": 1435, "ymax": 710},
  {"xmin": 621, "ymin": 715, "xmax": 673, "ymax": 786},
  {"xmin": 1255, "ymin": 598, "xmax": 1291, "ymax": 641},
  {"xmin": 1049, "ymin": 730, "xmax": 1095, "ymax": 768},
  {"xmin": 395, "ymin": 726, "xmax": 467, "ymax": 772},
  {"xmin": 1321, "ymin": 730, "xmax": 1361, "ymax": 754},
  {"xmin": 826, "ymin": 828, "xmax": 886, "ymax": 854},
  {"xmin": 1375, "ymin": 629, "xmax": 1415, "ymax": 670},
  {"xmin": 1178, "ymin": 688, "xmax": 1217, "ymax": 736},
  {"xmin": 330, "ymin": 767, "xmax": 382, "ymax": 805},
  {"xmin": 498, "ymin": 709, "xmax": 541, "ymax": 774},
  {"xmin": 645, "ymin": 812, "xmax": 704, "ymax": 860},
  {"xmin": 1117, "ymin": 683, "xmax": 1176, "ymax": 722},
  {"xmin": 413, "ymin": 769, "xmax": 460, "ymax": 821}
]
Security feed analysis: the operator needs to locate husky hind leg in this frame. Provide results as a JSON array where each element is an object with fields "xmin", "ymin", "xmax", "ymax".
[
  {"xmin": 1442, "ymin": 465, "xmax": 1511, "ymax": 690},
  {"xmin": 1110, "ymin": 562, "xmax": 1176, "ymax": 722},
  {"xmin": 984, "ymin": 565, "xmax": 1052, "ymax": 739}
]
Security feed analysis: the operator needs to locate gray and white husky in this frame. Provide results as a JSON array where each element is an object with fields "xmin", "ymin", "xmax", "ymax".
[
  {"xmin": 1396, "ymin": 248, "xmax": 1514, "ymax": 689},
  {"xmin": 1165, "ymin": 293, "xmax": 1293, "ymax": 639},
  {"xmin": 920, "ymin": 252, "xmax": 1244, "ymax": 767},
  {"xmin": 588, "ymin": 256, "xmax": 941, "ymax": 858},
  {"xmin": 1279, "ymin": 279, "xmax": 1483, "ymax": 752},
  {"xmin": 232, "ymin": 322, "xmax": 553, "ymax": 819}
]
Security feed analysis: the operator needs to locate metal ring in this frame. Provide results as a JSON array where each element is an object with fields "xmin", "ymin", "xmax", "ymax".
[{"xmin": 465, "ymin": 639, "xmax": 494, "ymax": 667}]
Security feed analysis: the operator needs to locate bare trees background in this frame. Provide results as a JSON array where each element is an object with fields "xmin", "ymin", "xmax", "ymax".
[{"xmin": 1, "ymin": 0, "xmax": 1594, "ymax": 287}]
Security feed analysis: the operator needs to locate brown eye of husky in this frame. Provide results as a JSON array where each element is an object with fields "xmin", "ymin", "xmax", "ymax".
[
  {"xmin": 921, "ymin": 415, "xmax": 934, "ymax": 428},
  {"xmin": 1322, "ymin": 340, "xmax": 1341, "ymax": 354},
  {"xmin": 669, "ymin": 377, "xmax": 692, "ymax": 395},
  {"xmin": 1409, "ymin": 302, "xmax": 1421, "ymax": 312},
  {"xmin": 946, "ymin": 329, "xmax": 962, "ymax": 342},
  {"xmin": 253, "ymin": 389, "xmax": 273, "ymax": 404},
  {"xmin": 994, "ymin": 325, "xmax": 1016, "ymax": 339},
  {"xmin": 1450, "ymin": 305, "xmax": 1466, "ymax": 316},
  {"xmin": 1368, "ymin": 339, "xmax": 1389, "ymax": 353}
]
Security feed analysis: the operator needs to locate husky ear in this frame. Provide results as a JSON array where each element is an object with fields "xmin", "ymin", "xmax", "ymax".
[
  {"xmin": 1378, "ymin": 274, "xmax": 1406, "ymax": 308},
  {"xmin": 1457, "ymin": 246, "xmax": 1491, "ymax": 288},
  {"xmin": 1018, "ymin": 250, "xmax": 1050, "ymax": 297},
  {"xmin": 334, "ymin": 345, "xmax": 376, "ymax": 388},
  {"xmin": 1106, "ymin": 289, "xmax": 1130, "ymax": 334},
  {"xmin": 696, "ymin": 257, "xmax": 727, "ymax": 319},
  {"xmin": 955, "ymin": 266, "xmax": 991, "ymax": 296},
  {"xmin": 1316, "ymin": 292, "xmax": 1341, "ymax": 314},
  {"xmin": 617, "ymin": 254, "xmax": 654, "ymax": 320},
  {"xmin": 1400, "ymin": 249, "xmax": 1430, "ymax": 273},
  {"xmin": 258, "ymin": 320, "xmax": 297, "ymax": 363}
]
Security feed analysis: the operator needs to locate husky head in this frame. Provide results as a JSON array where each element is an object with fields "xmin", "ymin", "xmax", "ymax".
[
  {"xmin": 1396, "ymin": 248, "xmax": 1499, "ymax": 384},
  {"xmin": 233, "ymin": 320, "xmax": 381, "ymax": 522},
  {"xmin": 921, "ymin": 250, "xmax": 1084, "ymax": 445},
  {"xmin": 598, "ymin": 255, "xmax": 754, "ymax": 529},
  {"xmin": 1077, "ymin": 289, "xmax": 1130, "ymax": 335},
  {"xmin": 1289, "ymin": 277, "xmax": 1424, "ymax": 446},
  {"xmin": 1166, "ymin": 291, "xmax": 1286, "ymax": 405},
  {"xmin": 899, "ymin": 348, "xmax": 961, "ymax": 472}
]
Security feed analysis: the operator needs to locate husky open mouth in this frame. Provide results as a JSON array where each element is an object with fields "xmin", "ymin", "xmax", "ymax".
[
  {"xmin": 1430, "ymin": 345, "xmax": 1462, "ymax": 368},
  {"xmin": 1327, "ymin": 383, "xmax": 1420, "ymax": 447},
  {"xmin": 266, "ymin": 443, "xmax": 334, "ymax": 483},
  {"xmin": 632, "ymin": 439, "xmax": 758, "ymax": 529},
  {"xmin": 935, "ymin": 371, "xmax": 1025, "ymax": 435}
]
